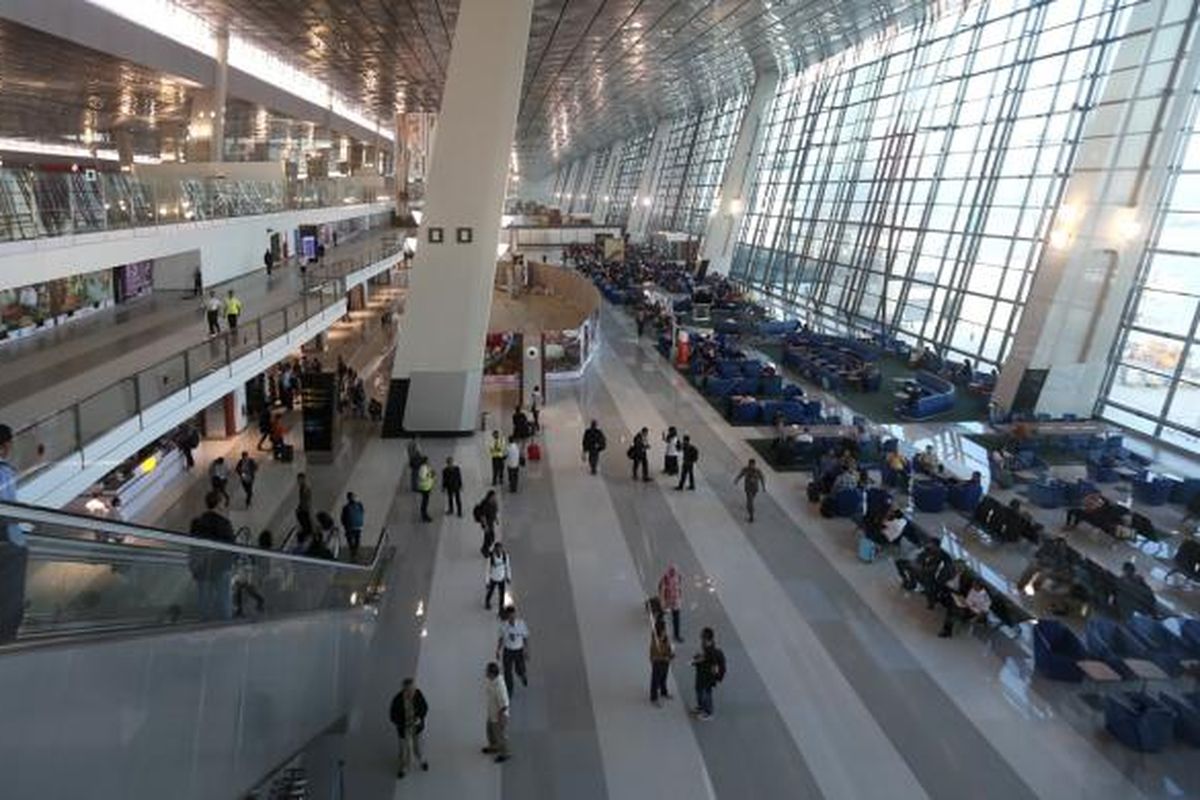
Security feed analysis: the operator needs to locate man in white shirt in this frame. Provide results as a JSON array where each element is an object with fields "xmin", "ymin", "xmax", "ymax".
[
  {"xmin": 483, "ymin": 662, "xmax": 510, "ymax": 763},
  {"xmin": 504, "ymin": 440, "xmax": 522, "ymax": 493},
  {"xmin": 940, "ymin": 578, "xmax": 991, "ymax": 638},
  {"xmin": 882, "ymin": 511, "xmax": 909, "ymax": 544},
  {"xmin": 497, "ymin": 605, "xmax": 530, "ymax": 694},
  {"xmin": 205, "ymin": 291, "xmax": 222, "ymax": 337}
]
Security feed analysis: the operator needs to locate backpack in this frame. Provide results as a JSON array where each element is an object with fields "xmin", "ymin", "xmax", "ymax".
[
  {"xmin": 627, "ymin": 445, "xmax": 637, "ymax": 460},
  {"xmin": 472, "ymin": 503, "xmax": 484, "ymax": 523}
]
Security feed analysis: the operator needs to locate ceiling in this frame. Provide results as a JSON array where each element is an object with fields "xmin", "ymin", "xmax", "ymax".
[
  {"xmin": 170, "ymin": 0, "xmax": 931, "ymax": 175},
  {"xmin": 0, "ymin": 1, "xmax": 930, "ymax": 173}
]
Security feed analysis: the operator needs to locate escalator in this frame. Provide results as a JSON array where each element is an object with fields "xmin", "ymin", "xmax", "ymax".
[{"xmin": 0, "ymin": 500, "xmax": 393, "ymax": 799}]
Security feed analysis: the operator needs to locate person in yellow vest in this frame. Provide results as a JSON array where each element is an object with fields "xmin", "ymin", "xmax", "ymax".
[
  {"xmin": 417, "ymin": 459, "xmax": 435, "ymax": 523},
  {"xmin": 224, "ymin": 289, "xmax": 244, "ymax": 332},
  {"xmin": 488, "ymin": 430, "xmax": 507, "ymax": 488}
]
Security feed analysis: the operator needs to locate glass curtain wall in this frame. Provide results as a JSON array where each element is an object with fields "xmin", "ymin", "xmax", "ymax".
[
  {"xmin": 731, "ymin": 0, "xmax": 1134, "ymax": 368},
  {"xmin": 582, "ymin": 145, "xmax": 613, "ymax": 218},
  {"xmin": 1101, "ymin": 83, "xmax": 1200, "ymax": 450},
  {"xmin": 606, "ymin": 132, "xmax": 654, "ymax": 226}
]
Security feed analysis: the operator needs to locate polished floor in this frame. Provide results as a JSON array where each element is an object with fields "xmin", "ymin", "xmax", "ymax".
[{"xmin": 282, "ymin": 303, "xmax": 1199, "ymax": 800}]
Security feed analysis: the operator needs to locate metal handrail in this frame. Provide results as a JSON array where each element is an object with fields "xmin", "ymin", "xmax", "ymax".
[
  {"xmin": 0, "ymin": 500, "xmax": 389, "ymax": 571},
  {"xmin": 10, "ymin": 241, "xmax": 406, "ymax": 477}
]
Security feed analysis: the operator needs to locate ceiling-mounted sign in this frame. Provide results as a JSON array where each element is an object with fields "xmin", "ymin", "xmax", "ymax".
[
  {"xmin": 456, "ymin": 227, "xmax": 473, "ymax": 244},
  {"xmin": 428, "ymin": 226, "xmax": 444, "ymax": 244}
]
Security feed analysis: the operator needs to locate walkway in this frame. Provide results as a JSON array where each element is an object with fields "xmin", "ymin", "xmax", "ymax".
[
  {"xmin": 327, "ymin": 302, "xmax": 1182, "ymax": 800},
  {"xmin": 0, "ymin": 225, "xmax": 402, "ymax": 432}
]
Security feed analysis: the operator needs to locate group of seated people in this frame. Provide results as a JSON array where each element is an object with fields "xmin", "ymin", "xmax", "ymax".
[
  {"xmin": 1064, "ymin": 489, "xmax": 1132, "ymax": 536},
  {"xmin": 974, "ymin": 496, "xmax": 1044, "ymax": 543},
  {"xmin": 1019, "ymin": 533, "xmax": 1157, "ymax": 619},
  {"xmin": 895, "ymin": 538, "xmax": 993, "ymax": 638}
]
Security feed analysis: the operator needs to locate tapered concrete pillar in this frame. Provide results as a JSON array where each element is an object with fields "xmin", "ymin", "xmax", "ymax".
[
  {"xmin": 383, "ymin": 0, "xmax": 535, "ymax": 435},
  {"xmin": 701, "ymin": 73, "xmax": 778, "ymax": 275}
]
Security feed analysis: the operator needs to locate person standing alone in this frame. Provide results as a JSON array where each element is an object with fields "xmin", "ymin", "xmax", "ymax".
[
  {"xmin": 690, "ymin": 627, "xmax": 726, "ymax": 721},
  {"xmin": 630, "ymin": 427, "xmax": 651, "ymax": 482},
  {"xmin": 734, "ymin": 458, "xmax": 767, "ymax": 522},
  {"xmin": 581, "ymin": 420, "xmax": 606, "ymax": 475},
  {"xmin": 483, "ymin": 662, "xmax": 510, "ymax": 763},
  {"xmin": 649, "ymin": 616, "xmax": 675, "ymax": 706},
  {"xmin": 676, "ymin": 436, "xmax": 698, "ymax": 491},
  {"xmin": 417, "ymin": 458, "xmax": 435, "ymax": 522},
  {"xmin": 658, "ymin": 564, "xmax": 684, "ymax": 642},
  {"xmin": 389, "ymin": 678, "xmax": 429, "ymax": 779},
  {"xmin": 442, "ymin": 456, "xmax": 463, "ymax": 517},
  {"xmin": 295, "ymin": 473, "xmax": 314, "ymax": 542},
  {"xmin": 340, "ymin": 492, "xmax": 365, "ymax": 560},
  {"xmin": 504, "ymin": 439, "xmax": 522, "ymax": 493},
  {"xmin": 488, "ymin": 430, "xmax": 506, "ymax": 487}
]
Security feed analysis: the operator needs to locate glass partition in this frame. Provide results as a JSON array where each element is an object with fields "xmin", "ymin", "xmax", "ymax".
[{"xmin": 0, "ymin": 501, "xmax": 390, "ymax": 642}]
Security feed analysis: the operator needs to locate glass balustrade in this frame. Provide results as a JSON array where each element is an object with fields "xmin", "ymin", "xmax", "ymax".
[
  {"xmin": 9, "ymin": 241, "xmax": 404, "ymax": 479},
  {"xmin": 0, "ymin": 501, "xmax": 390, "ymax": 642},
  {"xmin": 0, "ymin": 167, "xmax": 395, "ymax": 243}
]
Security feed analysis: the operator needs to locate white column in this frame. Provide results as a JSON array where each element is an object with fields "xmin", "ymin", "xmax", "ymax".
[
  {"xmin": 701, "ymin": 73, "xmax": 778, "ymax": 275},
  {"xmin": 383, "ymin": 0, "xmax": 535, "ymax": 435},
  {"xmin": 994, "ymin": 1, "xmax": 1200, "ymax": 416},
  {"xmin": 626, "ymin": 123, "xmax": 669, "ymax": 241},
  {"xmin": 212, "ymin": 25, "xmax": 229, "ymax": 163}
]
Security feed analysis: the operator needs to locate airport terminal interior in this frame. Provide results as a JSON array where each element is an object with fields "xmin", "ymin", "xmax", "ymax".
[{"xmin": 3, "ymin": 0, "xmax": 1200, "ymax": 798}]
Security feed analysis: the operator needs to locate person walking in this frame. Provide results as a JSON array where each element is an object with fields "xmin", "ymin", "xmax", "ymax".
[
  {"xmin": 529, "ymin": 386, "xmax": 542, "ymax": 433},
  {"xmin": 407, "ymin": 438, "xmax": 425, "ymax": 493},
  {"xmin": 658, "ymin": 564, "xmax": 684, "ymax": 642},
  {"xmin": 340, "ymin": 492, "xmax": 365, "ymax": 560},
  {"xmin": 581, "ymin": 420, "xmax": 607, "ymax": 475},
  {"xmin": 484, "ymin": 542, "xmax": 511, "ymax": 614},
  {"xmin": 188, "ymin": 491, "xmax": 237, "ymax": 620},
  {"xmin": 488, "ymin": 430, "xmax": 507, "ymax": 487},
  {"xmin": 178, "ymin": 423, "xmax": 200, "ymax": 469},
  {"xmin": 263, "ymin": 248, "xmax": 274, "ymax": 276},
  {"xmin": 256, "ymin": 405, "xmax": 273, "ymax": 451},
  {"xmin": 192, "ymin": 266, "xmax": 203, "ymax": 298},
  {"xmin": 442, "ymin": 456, "xmax": 463, "ymax": 517},
  {"xmin": 295, "ymin": 473, "xmax": 314, "ymax": 543},
  {"xmin": 505, "ymin": 439, "xmax": 522, "ymax": 493},
  {"xmin": 649, "ymin": 616, "xmax": 675, "ymax": 706},
  {"xmin": 0, "ymin": 424, "xmax": 29, "ymax": 643},
  {"xmin": 630, "ymin": 427, "xmax": 651, "ymax": 482},
  {"xmin": 676, "ymin": 436, "xmax": 698, "ymax": 491},
  {"xmin": 497, "ymin": 605, "xmax": 530, "ymax": 695},
  {"xmin": 208, "ymin": 457, "xmax": 231, "ymax": 506},
  {"xmin": 734, "ymin": 458, "xmax": 767, "ymax": 522},
  {"xmin": 205, "ymin": 290, "xmax": 222, "ymax": 337},
  {"xmin": 390, "ymin": 678, "xmax": 429, "ymax": 778},
  {"xmin": 483, "ymin": 662, "xmax": 510, "ymax": 763},
  {"xmin": 235, "ymin": 451, "xmax": 257, "ymax": 507},
  {"xmin": 690, "ymin": 627, "xmax": 726, "ymax": 721},
  {"xmin": 510, "ymin": 405, "xmax": 531, "ymax": 451},
  {"xmin": 417, "ymin": 458, "xmax": 435, "ymax": 523},
  {"xmin": 224, "ymin": 289, "xmax": 243, "ymax": 332},
  {"xmin": 662, "ymin": 426, "xmax": 680, "ymax": 476},
  {"xmin": 474, "ymin": 490, "xmax": 499, "ymax": 556}
]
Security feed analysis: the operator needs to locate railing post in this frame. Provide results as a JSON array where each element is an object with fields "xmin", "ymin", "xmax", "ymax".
[
  {"xmin": 71, "ymin": 404, "xmax": 83, "ymax": 457},
  {"xmin": 183, "ymin": 350, "xmax": 192, "ymax": 399},
  {"xmin": 256, "ymin": 317, "xmax": 264, "ymax": 353},
  {"xmin": 132, "ymin": 374, "xmax": 143, "ymax": 426},
  {"xmin": 223, "ymin": 333, "xmax": 232, "ymax": 373}
]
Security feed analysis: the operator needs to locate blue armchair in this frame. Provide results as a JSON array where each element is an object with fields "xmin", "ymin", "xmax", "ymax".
[
  {"xmin": 1087, "ymin": 459, "xmax": 1118, "ymax": 483},
  {"xmin": 1033, "ymin": 619, "xmax": 1088, "ymax": 682},
  {"xmin": 1132, "ymin": 476, "xmax": 1173, "ymax": 507},
  {"xmin": 912, "ymin": 480, "xmax": 948, "ymax": 513},
  {"xmin": 1084, "ymin": 618, "xmax": 1147, "ymax": 679},
  {"xmin": 1105, "ymin": 693, "xmax": 1175, "ymax": 752},
  {"xmin": 948, "ymin": 482, "xmax": 982, "ymax": 513},
  {"xmin": 1160, "ymin": 693, "xmax": 1200, "ymax": 747},
  {"xmin": 832, "ymin": 488, "xmax": 863, "ymax": 518},
  {"xmin": 1028, "ymin": 480, "xmax": 1069, "ymax": 509}
]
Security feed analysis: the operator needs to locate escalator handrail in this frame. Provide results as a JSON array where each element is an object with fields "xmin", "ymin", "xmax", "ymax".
[{"xmin": 0, "ymin": 500, "xmax": 389, "ymax": 571}]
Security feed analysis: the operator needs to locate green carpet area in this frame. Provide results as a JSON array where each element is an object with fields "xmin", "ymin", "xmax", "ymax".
[
  {"xmin": 746, "ymin": 437, "xmax": 817, "ymax": 472},
  {"xmin": 757, "ymin": 342, "xmax": 990, "ymax": 424},
  {"xmin": 963, "ymin": 433, "xmax": 1086, "ymax": 466}
]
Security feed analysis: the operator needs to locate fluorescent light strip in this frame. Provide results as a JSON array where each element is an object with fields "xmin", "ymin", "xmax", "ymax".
[
  {"xmin": 85, "ymin": 0, "xmax": 394, "ymax": 142},
  {"xmin": 0, "ymin": 138, "xmax": 120, "ymax": 160}
]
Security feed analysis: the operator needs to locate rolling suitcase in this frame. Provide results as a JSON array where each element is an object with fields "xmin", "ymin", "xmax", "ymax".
[{"xmin": 526, "ymin": 442, "xmax": 542, "ymax": 462}]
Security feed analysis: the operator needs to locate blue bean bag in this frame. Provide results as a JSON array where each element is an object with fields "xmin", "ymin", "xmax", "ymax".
[
  {"xmin": 1029, "ymin": 480, "xmax": 1068, "ymax": 509},
  {"xmin": 832, "ymin": 488, "xmax": 863, "ymax": 518},
  {"xmin": 730, "ymin": 401, "xmax": 761, "ymax": 425}
]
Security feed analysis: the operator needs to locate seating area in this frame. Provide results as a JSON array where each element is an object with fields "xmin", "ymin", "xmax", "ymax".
[
  {"xmin": 778, "ymin": 332, "xmax": 884, "ymax": 394},
  {"xmin": 894, "ymin": 371, "xmax": 956, "ymax": 421}
]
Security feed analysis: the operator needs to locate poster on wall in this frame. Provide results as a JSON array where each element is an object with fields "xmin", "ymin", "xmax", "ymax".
[
  {"xmin": 602, "ymin": 236, "xmax": 625, "ymax": 263},
  {"xmin": 115, "ymin": 260, "xmax": 154, "ymax": 302},
  {"xmin": 1, "ymin": 268, "xmax": 112, "ymax": 339}
]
